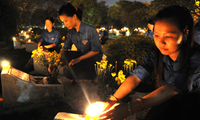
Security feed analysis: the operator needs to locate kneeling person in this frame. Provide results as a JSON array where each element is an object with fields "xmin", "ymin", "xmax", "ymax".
[{"xmin": 59, "ymin": 3, "xmax": 103, "ymax": 82}]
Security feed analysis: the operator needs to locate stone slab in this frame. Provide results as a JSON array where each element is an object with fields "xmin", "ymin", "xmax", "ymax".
[
  {"xmin": 25, "ymin": 42, "xmax": 37, "ymax": 52},
  {"xmin": 1, "ymin": 67, "xmax": 64, "ymax": 108},
  {"xmin": 54, "ymin": 112, "xmax": 84, "ymax": 120},
  {"xmin": 54, "ymin": 112, "xmax": 136, "ymax": 120}
]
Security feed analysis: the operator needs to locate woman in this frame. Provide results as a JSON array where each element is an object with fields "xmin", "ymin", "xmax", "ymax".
[
  {"xmin": 38, "ymin": 17, "xmax": 61, "ymax": 53},
  {"xmin": 24, "ymin": 17, "xmax": 60, "ymax": 72},
  {"xmin": 59, "ymin": 3, "xmax": 103, "ymax": 82},
  {"xmin": 99, "ymin": 6, "xmax": 200, "ymax": 120},
  {"xmin": 144, "ymin": 19, "xmax": 154, "ymax": 38}
]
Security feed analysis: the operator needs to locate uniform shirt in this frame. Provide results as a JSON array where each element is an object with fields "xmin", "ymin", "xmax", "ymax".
[
  {"xmin": 194, "ymin": 29, "xmax": 200, "ymax": 45},
  {"xmin": 144, "ymin": 30, "xmax": 154, "ymax": 38},
  {"xmin": 39, "ymin": 29, "xmax": 60, "ymax": 46},
  {"xmin": 130, "ymin": 48, "xmax": 200, "ymax": 91},
  {"xmin": 63, "ymin": 21, "xmax": 103, "ymax": 61}
]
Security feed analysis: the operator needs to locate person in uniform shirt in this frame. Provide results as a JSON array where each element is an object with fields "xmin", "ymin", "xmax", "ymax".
[
  {"xmin": 24, "ymin": 17, "xmax": 60, "ymax": 72},
  {"xmin": 97, "ymin": 6, "xmax": 200, "ymax": 120},
  {"xmin": 144, "ymin": 19, "xmax": 154, "ymax": 38},
  {"xmin": 38, "ymin": 17, "xmax": 61, "ymax": 53},
  {"xmin": 59, "ymin": 3, "xmax": 103, "ymax": 83}
]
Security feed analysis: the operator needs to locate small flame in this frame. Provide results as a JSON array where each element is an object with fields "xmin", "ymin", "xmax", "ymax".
[
  {"xmin": 12, "ymin": 37, "xmax": 17, "ymax": 41},
  {"xmin": 1, "ymin": 60, "xmax": 10, "ymax": 70},
  {"xmin": 28, "ymin": 39, "xmax": 31, "ymax": 42},
  {"xmin": 2, "ymin": 61, "xmax": 10, "ymax": 67},
  {"xmin": 85, "ymin": 102, "xmax": 105, "ymax": 117}
]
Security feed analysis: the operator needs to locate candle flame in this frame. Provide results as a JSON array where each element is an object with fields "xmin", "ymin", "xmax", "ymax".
[
  {"xmin": 85, "ymin": 102, "xmax": 105, "ymax": 117},
  {"xmin": 1, "ymin": 60, "xmax": 10, "ymax": 70}
]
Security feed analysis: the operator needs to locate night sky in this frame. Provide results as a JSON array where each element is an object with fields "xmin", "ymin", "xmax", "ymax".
[{"xmin": 97, "ymin": 0, "xmax": 153, "ymax": 7}]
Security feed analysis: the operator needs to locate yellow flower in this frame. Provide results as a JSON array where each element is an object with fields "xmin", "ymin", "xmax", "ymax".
[
  {"xmin": 96, "ymin": 61, "xmax": 101, "ymax": 64},
  {"xmin": 32, "ymin": 49, "xmax": 37, "ymax": 54},
  {"xmin": 117, "ymin": 70, "xmax": 126, "ymax": 84},
  {"xmin": 111, "ymin": 72, "xmax": 117, "ymax": 77},
  {"xmin": 118, "ymin": 70, "xmax": 124, "ymax": 76},
  {"xmin": 118, "ymin": 74, "xmax": 126, "ymax": 83},
  {"xmin": 56, "ymin": 59, "xmax": 60, "ymax": 62},
  {"xmin": 131, "ymin": 60, "xmax": 137, "ymax": 64},
  {"xmin": 115, "ymin": 77, "xmax": 119, "ymax": 82},
  {"xmin": 117, "ymin": 80, "xmax": 121, "ymax": 85},
  {"xmin": 53, "ymin": 62, "xmax": 58, "ymax": 66},
  {"xmin": 47, "ymin": 58, "xmax": 53, "ymax": 62}
]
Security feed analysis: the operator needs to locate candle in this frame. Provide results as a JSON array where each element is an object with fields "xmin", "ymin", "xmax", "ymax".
[
  {"xmin": 1, "ymin": 60, "xmax": 10, "ymax": 70},
  {"xmin": 12, "ymin": 37, "xmax": 17, "ymax": 41},
  {"xmin": 85, "ymin": 102, "xmax": 105, "ymax": 120},
  {"xmin": 27, "ymin": 39, "xmax": 31, "ymax": 43}
]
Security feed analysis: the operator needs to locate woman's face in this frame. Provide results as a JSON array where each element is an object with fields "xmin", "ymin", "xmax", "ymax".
[
  {"xmin": 59, "ymin": 14, "xmax": 76, "ymax": 29},
  {"xmin": 45, "ymin": 20, "xmax": 54, "ymax": 31},
  {"xmin": 154, "ymin": 20, "xmax": 185, "ymax": 58}
]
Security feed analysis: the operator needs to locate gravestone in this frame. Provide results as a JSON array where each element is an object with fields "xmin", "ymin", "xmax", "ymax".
[
  {"xmin": 33, "ymin": 51, "xmax": 49, "ymax": 75},
  {"xmin": 25, "ymin": 41, "xmax": 37, "ymax": 52},
  {"xmin": 1, "ymin": 67, "xmax": 64, "ymax": 108}
]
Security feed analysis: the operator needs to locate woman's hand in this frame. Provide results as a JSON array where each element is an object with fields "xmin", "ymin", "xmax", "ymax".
[
  {"xmin": 68, "ymin": 57, "xmax": 81, "ymax": 66},
  {"xmin": 44, "ymin": 45, "xmax": 51, "ymax": 49},
  {"xmin": 100, "ymin": 103, "xmax": 129, "ymax": 120}
]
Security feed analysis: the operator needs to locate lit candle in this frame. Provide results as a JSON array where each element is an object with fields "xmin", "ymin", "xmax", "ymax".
[
  {"xmin": 85, "ymin": 102, "xmax": 119, "ymax": 120},
  {"xmin": 28, "ymin": 39, "xmax": 31, "ymax": 43},
  {"xmin": 85, "ymin": 102, "xmax": 105, "ymax": 120},
  {"xmin": 1, "ymin": 60, "xmax": 10, "ymax": 70},
  {"xmin": 12, "ymin": 37, "xmax": 17, "ymax": 41}
]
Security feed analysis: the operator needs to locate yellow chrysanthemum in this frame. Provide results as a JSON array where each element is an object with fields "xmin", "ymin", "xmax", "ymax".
[{"xmin": 111, "ymin": 72, "xmax": 117, "ymax": 77}]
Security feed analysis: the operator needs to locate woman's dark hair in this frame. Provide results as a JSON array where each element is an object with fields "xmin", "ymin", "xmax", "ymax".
[
  {"xmin": 45, "ymin": 17, "xmax": 54, "ymax": 23},
  {"xmin": 153, "ymin": 5, "xmax": 194, "ymax": 86},
  {"xmin": 59, "ymin": 3, "xmax": 82, "ymax": 21}
]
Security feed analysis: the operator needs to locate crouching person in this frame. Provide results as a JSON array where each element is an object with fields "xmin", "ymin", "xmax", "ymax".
[{"xmin": 59, "ymin": 3, "xmax": 103, "ymax": 84}]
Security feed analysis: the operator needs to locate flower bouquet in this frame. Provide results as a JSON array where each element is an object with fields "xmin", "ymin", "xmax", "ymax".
[
  {"xmin": 95, "ymin": 59, "xmax": 137, "ymax": 102},
  {"xmin": 31, "ymin": 48, "xmax": 62, "ymax": 84}
]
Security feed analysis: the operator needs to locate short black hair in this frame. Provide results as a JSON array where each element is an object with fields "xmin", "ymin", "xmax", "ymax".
[
  {"xmin": 59, "ymin": 3, "xmax": 82, "ymax": 21},
  {"xmin": 45, "ymin": 17, "xmax": 54, "ymax": 23}
]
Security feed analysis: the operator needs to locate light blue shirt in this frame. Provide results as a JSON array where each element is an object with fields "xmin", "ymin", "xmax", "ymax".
[
  {"xmin": 63, "ymin": 22, "xmax": 103, "ymax": 61},
  {"xmin": 130, "ymin": 48, "xmax": 200, "ymax": 91}
]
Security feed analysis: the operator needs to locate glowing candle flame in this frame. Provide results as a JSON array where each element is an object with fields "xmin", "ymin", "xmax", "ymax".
[
  {"xmin": 85, "ymin": 102, "xmax": 120, "ymax": 120},
  {"xmin": 86, "ymin": 102, "xmax": 105, "ymax": 117},
  {"xmin": 28, "ymin": 39, "xmax": 31, "ymax": 43},
  {"xmin": 85, "ymin": 102, "xmax": 105, "ymax": 120},
  {"xmin": 12, "ymin": 37, "xmax": 17, "ymax": 41},
  {"xmin": 1, "ymin": 60, "xmax": 10, "ymax": 70}
]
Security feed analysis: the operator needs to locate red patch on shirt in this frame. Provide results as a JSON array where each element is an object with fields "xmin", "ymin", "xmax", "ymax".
[{"xmin": 82, "ymin": 40, "xmax": 88, "ymax": 45}]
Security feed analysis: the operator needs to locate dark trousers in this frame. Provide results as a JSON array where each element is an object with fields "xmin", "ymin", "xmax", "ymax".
[
  {"xmin": 61, "ymin": 51, "xmax": 97, "ymax": 80},
  {"xmin": 144, "ymin": 91, "xmax": 200, "ymax": 120}
]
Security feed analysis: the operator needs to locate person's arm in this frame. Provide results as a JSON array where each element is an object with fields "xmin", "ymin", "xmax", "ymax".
[
  {"xmin": 38, "ymin": 31, "xmax": 45, "ymax": 48},
  {"xmin": 37, "ymin": 42, "xmax": 42, "ymax": 48},
  {"xmin": 68, "ymin": 51, "xmax": 99, "ymax": 66},
  {"xmin": 44, "ymin": 31, "xmax": 60, "ymax": 49},
  {"xmin": 112, "ymin": 75, "xmax": 141, "ymax": 102},
  {"xmin": 103, "ymin": 83, "xmax": 181, "ymax": 120},
  {"xmin": 69, "ymin": 27, "xmax": 101, "ymax": 66},
  {"xmin": 44, "ymin": 43, "xmax": 56, "ymax": 49},
  {"xmin": 128, "ymin": 83, "xmax": 181, "ymax": 115}
]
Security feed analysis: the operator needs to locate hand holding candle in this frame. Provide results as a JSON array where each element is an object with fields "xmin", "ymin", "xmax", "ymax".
[{"xmin": 85, "ymin": 101, "xmax": 119, "ymax": 120}]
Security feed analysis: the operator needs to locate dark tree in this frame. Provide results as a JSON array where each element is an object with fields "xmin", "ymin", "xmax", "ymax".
[{"xmin": 0, "ymin": 0, "xmax": 19, "ymax": 47}]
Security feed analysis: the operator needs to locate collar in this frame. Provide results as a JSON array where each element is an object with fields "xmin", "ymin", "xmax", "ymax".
[
  {"xmin": 46, "ymin": 29, "xmax": 54, "ymax": 33},
  {"xmin": 78, "ymin": 21, "xmax": 85, "ymax": 34},
  {"xmin": 163, "ymin": 50, "xmax": 182, "ymax": 65}
]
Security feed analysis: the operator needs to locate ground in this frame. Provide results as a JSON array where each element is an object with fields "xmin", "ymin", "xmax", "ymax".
[{"xmin": 0, "ymin": 40, "xmax": 152, "ymax": 120}]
